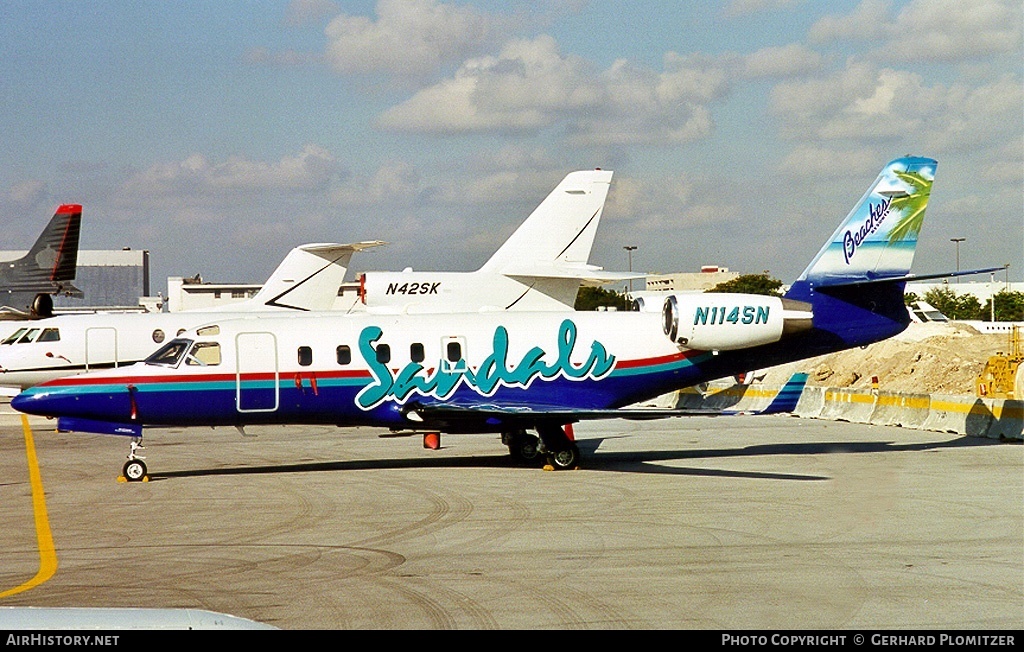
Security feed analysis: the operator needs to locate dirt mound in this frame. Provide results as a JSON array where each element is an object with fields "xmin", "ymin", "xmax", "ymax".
[{"xmin": 760, "ymin": 322, "xmax": 1010, "ymax": 396}]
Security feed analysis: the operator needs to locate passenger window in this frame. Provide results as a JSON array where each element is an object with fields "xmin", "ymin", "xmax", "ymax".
[
  {"xmin": 185, "ymin": 342, "xmax": 221, "ymax": 366},
  {"xmin": 298, "ymin": 346, "xmax": 312, "ymax": 366},
  {"xmin": 152, "ymin": 329, "xmax": 165, "ymax": 343},
  {"xmin": 446, "ymin": 341, "xmax": 462, "ymax": 363},
  {"xmin": 2, "ymin": 328, "xmax": 28, "ymax": 344},
  {"xmin": 410, "ymin": 342, "xmax": 425, "ymax": 363},
  {"xmin": 37, "ymin": 328, "xmax": 60, "ymax": 342},
  {"xmin": 376, "ymin": 343, "xmax": 391, "ymax": 364},
  {"xmin": 336, "ymin": 345, "xmax": 351, "ymax": 365}
]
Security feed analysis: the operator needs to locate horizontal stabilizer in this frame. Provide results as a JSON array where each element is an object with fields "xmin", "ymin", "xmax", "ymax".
[
  {"xmin": 817, "ymin": 266, "xmax": 1006, "ymax": 288},
  {"xmin": 504, "ymin": 264, "xmax": 644, "ymax": 286},
  {"xmin": 57, "ymin": 416, "xmax": 141, "ymax": 438}
]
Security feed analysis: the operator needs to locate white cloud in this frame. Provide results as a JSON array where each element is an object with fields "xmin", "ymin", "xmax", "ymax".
[
  {"xmin": 378, "ymin": 36, "xmax": 733, "ymax": 146},
  {"xmin": 323, "ymin": 0, "xmax": 499, "ymax": 79},
  {"xmin": 743, "ymin": 43, "xmax": 826, "ymax": 78},
  {"xmin": 329, "ymin": 161, "xmax": 423, "ymax": 206},
  {"xmin": 123, "ymin": 145, "xmax": 342, "ymax": 199},
  {"xmin": 808, "ymin": 0, "xmax": 891, "ymax": 44},
  {"xmin": 770, "ymin": 61, "xmax": 1022, "ymax": 153},
  {"xmin": 810, "ymin": 0, "xmax": 1023, "ymax": 63},
  {"xmin": 377, "ymin": 35, "xmax": 599, "ymax": 133}
]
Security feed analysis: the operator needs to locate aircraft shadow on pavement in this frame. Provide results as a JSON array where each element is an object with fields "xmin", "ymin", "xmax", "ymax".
[{"xmin": 153, "ymin": 433, "xmax": 1006, "ymax": 482}]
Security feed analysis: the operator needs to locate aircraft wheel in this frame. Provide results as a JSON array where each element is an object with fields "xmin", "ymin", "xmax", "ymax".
[
  {"xmin": 508, "ymin": 433, "xmax": 541, "ymax": 462},
  {"xmin": 547, "ymin": 444, "xmax": 580, "ymax": 471},
  {"xmin": 122, "ymin": 459, "xmax": 148, "ymax": 482}
]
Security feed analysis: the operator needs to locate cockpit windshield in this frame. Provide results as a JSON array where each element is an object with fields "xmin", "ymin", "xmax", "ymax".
[
  {"xmin": 145, "ymin": 339, "xmax": 193, "ymax": 366},
  {"xmin": 15, "ymin": 329, "xmax": 40, "ymax": 344},
  {"xmin": 1, "ymin": 328, "xmax": 28, "ymax": 345}
]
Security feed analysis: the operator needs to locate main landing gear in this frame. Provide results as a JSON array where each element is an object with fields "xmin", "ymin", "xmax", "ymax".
[
  {"xmin": 503, "ymin": 425, "xmax": 580, "ymax": 471},
  {"xmin": 120, "ymin": 438, "xmax": 149, "ymax": 482}
]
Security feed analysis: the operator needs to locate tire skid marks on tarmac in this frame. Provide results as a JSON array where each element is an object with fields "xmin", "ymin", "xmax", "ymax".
[
  {"xmin": 379, "ymin": 577, "xmax": 499, "ymax": 630},
  {"xmin": 347, "ymin": 477, "xmax": 474, "ymax": 550}
]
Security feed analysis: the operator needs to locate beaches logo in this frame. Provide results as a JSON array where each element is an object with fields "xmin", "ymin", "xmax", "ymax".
[
  {"xmin": 843, "ymin": 197, "xmax": 892, "ymax": 265},
  {"xmin": 354, "ymin": 319, "xmax": 616, "ymax": 410}
]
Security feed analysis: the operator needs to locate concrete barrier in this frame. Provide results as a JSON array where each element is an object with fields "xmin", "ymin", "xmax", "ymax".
[
  {"xmin": 794, "ymin": 386, "xmax": 825, "ymax": 419},
  {"xmin": 808, "ymin": 387, "xmax": 1020, "ymax": 440},
  {"xmin": 818, "ymin": 388, "xmax": 876, "ymax": 424},
  {"xmin": 871, "ymin": 391, "xmax": 931, "ymax": 428},
  {"xmin": 678, "ymin": 382, "xmax": 1022, "ymax": 441}
]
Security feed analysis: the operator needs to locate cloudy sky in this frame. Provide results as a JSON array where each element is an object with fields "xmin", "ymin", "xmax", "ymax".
[{"xmin": 1, "ymin": 0, "xmax": 1021, "ymax": 295}]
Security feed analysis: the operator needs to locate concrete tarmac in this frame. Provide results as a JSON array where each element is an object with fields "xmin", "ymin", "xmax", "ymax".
[{"xmin": 0, "ymin": 407, "xmax": 1021, "ymax": 630}]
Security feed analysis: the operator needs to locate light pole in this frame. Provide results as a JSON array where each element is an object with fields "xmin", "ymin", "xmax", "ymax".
[
  {"xmin": 950, "ymin": 238, "xmax": 965, "ymax": 283},
  {"xmin": 624, "ymin": 246, "xmax": 637, "ymax": 293},
  {"xmin": 990, "ymin": 270, "xmax": 996, "ymax": 322}
]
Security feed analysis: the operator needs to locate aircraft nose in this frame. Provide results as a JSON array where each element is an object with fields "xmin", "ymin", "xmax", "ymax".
[
  {"xmin": 12, "ymin": 385, "xmax": 131, "ymax": 422},
  {"xmin": 11, "ymin": 388, "xmax": 63, "ymax": 417}
]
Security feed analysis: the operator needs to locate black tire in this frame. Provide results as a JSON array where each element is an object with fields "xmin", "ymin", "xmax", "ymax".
[
  {"xmin": 547, "ymin": 443, "xmax": 580, "ymax": 470},
  {"xmin": 122, "ymin": 459, "xmax": 148, "ymax": 482},
  {"xmin": 508, "ymin": 433, "xmax": 541, "ymax": 462}
]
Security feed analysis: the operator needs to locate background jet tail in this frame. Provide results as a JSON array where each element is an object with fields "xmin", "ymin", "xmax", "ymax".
[
  {"xmin": 10, "ymin": 204, "xmax": 82, "ymax": 287},
  {"xmin": 794, "ymin": 156, "xmax": 936, "ymax": 287},
  {"xmin": 479, "ymin": 170, "xmax": 614, "ymax": 273},
  {"xmin": 227, "ymin": 241, "xmax": 386, "ymax": 312},
  {"xmin": 0, "ymin": 204, "xmax": 82, "ymax": 318}
]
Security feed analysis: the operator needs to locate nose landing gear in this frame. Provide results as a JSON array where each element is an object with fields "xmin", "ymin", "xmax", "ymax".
[{"xmin": 120, "ymin": 438, "xmax": 149, "ymax": 482}]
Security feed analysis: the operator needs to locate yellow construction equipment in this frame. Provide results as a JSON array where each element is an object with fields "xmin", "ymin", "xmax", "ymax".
[{"xmin": 976, "ymin": 325, "xmax": 1023, "ymax": 399}]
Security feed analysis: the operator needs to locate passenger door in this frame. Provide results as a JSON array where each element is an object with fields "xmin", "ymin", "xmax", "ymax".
[
  {"xmin": 85, "ymin": 327, "xmax": 118, "ymax": 371},
  {"xmin": 235, "ymin": 331, "xmax": 279, "ymax": 413}
]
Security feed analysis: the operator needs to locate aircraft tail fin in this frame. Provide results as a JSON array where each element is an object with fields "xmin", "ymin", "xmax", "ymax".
[
  {"xmin": 479, "ymin": 170, "xmax": 613, "ymax": 273},
  {"xmin": 228, "ymin": 241, "xmax": 386, "ymax": 312},
  {"xmin": 9, "ymin": 204, "xmax": 82, "ymax": 288},
  {"xmin": 782, "ymin": 156, "xmax": 937, "ymax": 349},
  {"xmin": 794, "ymin": 157, "xmax": 936, "ymax": 287}
]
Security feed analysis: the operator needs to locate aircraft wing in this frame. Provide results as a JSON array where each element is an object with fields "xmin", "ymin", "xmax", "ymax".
[
  {"xmin": 404, "ymin": 373, "xmax": 808, "ymax": 430},
  {"xmin": 503, "ymin": 264, "xmax": 645, "ymax": 288}
]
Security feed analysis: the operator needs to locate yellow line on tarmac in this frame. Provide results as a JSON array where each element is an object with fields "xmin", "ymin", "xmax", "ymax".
[{"xmin": 0, "ymin": 415, "xmax": 57, "ymax": 598}]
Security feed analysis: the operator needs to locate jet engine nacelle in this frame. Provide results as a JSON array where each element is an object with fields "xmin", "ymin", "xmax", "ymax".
[
  {"xmin": 662, "ymin": 293, "xmax": 813, "ymax": 351},
  {"xmin": 31, "ymin": 293, "xmax": 54, "ymax": 318}
]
